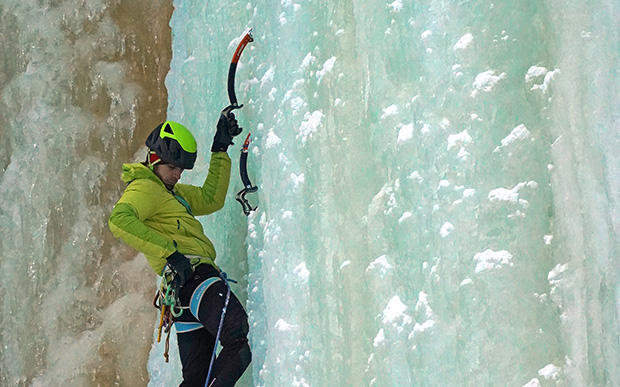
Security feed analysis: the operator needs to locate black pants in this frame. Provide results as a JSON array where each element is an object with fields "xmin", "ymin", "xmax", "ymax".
[{"xmin": 174, "ymin": 264, "xmax": 251, "ymax": 387}]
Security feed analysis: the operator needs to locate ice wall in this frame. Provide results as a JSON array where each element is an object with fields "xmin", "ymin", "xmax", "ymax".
[
  {"xmin": 0, "ymin": 0, "xmax": 172, "ymax": 385},
  {"xmin": 0, "ymin": 0, "xmax": 619, "ymax": 386},
  {"xmin": 160, "ymin": 0, "xmax": 620, "ymax": 386}
]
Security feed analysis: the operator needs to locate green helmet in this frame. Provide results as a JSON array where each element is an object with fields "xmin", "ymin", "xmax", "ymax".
[{"xmin": 145, "ymin": 121, "xmax": 197, "ymax": 169}]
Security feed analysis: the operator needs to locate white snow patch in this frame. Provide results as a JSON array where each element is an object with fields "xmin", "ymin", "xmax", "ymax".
[
  {"xmin": 373, "ymin": 328, "xmax": 385, "ymax": 347},
  {"xmin": 488, "ymin": 182, "xmax": 536, "ymax": 204},
  {"xmin": 525, "ymin": 66, "xmax": 548, "ymax": 83},
  {"xmin": 489, "ymin": 184, "xmax": 519, "ymax": 202},
  {"xmin": 457, "ymin": 147, "xmax": 470, "ymax": 162},
  {"xmin": 289, "ymin": 96, "xmax": 305, "ymax": 112},
  {"xmin": 497, "ymin": 124, "xmax": 530, "ymax": 149},
  {"xmin": 382, "ymin": 296, "xmax": 409, "ymax": 325},
  {"xmin": 526, "ymin": 66, "xmax": 560, "ymax": 93},
  {"xmin": 278, "ymin": 152, "xmax": 289, "ymax": 165},
  {"xmin": 381, "ymin": 104, "xmax": 398, "ymax": 119},
  {"xmin": 415, "ymin": 291, "xmax": 433, "ymax": 318},
  {"xmin": 290, "ymin": 97, "xmax": 307, "ymax": 114},
  {"xmin": 316, "ymin": 56, "xmax": 337, "ymax": 83},
  {"xmin": 471, "ymin": 70, "xmax": 507, "ymax": 97},
  {"xmin": 460, "ymin": 278, "xmax": 473, "ymax": 286},
  {"xmin": 292, "ymin": 78, "xmax": 305, "ymax": 91},
  {"xmin": 440, "ymin": 222, "xmax": 454, "ymax": 237},
  {"xmin": 533, "ymin": 69, "xmax": 560, "ymax": 93},
  {"xmin": 523, "ymin": 378, "xmax": 541, "ymax": 387},
  {"xmin": 298, "ymin": 110, "xmax": 324, "ymax": 144},
  {"xmin": 398, "ymin": 212, "xmax": 412, "ymax": 223},
  {"xmin": 275, "ymin": 319, "xmax": 295, "ymax": 331},
  {"xmin": 294, "ymin": 262, "xmax": 310, "ymax": 281},
  {"xmin": 388, "ymin": 0, "xmax": 403, "ymax": 12},
  {"xmin": 265, "ymin": 129, "xmax": 282, "ymax": 148},
  {"xmin": 366, "ymin": 255, "xmax": 393, "ymax": 277},
  {"xmin": 544, "ymin": 235, "xmax": 553, "ymax": 245},
  {"xmin": 408, "ymin": 170, "xmax": 423, "ymax": 182},
  {"xmin": 398, "ymin": 123, "xmax": 414, "ymax": 143},
  {"xmin": 421, "ymin": 30, "xmax": 432, "ymax": 42},
  {"xmin": 260, "ymin": 67, "xmax": 275, "ymax": 88},
  {"xmin": 413, "ymin": 319, "xmax": 435, "ymax": 333},
  {"xmin": 474, "ymin": 249, "xmax": 514, "ymax": 273},
  {"xmin": 268, "ymin": 87, "xmax": 278, "ymax": 102},
  {"xmin": 454, "ymin": 33, "xmax": 474, "ymax": 51},
  {"xmin": 548, "ymin": 264, "xmax": 568, "ymax": 287},
  {"xmin": 438, "ymin": 180, "xmax": 450, "ymax": 188},
  {"xmin": 447, "ymin": 130, "xmax": 472, "ymax": 150},
  {"xmin": 463, "ymin": 188, "xmax": 476, "ymax": 198},
  {"xmin": 300, "ymin": 53, "xmax": 316, "ymax": 70},
  {"xmin": 439, "ymin": 118, "xmax": 451, "ymax": 129},
  {"xmin": 538, "ymin": 364, "xmax": 560, "ymax": 380},
  {"xmin": 290, "ymin": 173, "xmax": 305, "ymax": 189}
]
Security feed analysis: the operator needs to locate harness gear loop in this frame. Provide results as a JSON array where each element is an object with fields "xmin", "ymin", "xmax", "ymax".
[{"xmin": 154, "ymin": 270, "xmax": 183, "ymax": 362}]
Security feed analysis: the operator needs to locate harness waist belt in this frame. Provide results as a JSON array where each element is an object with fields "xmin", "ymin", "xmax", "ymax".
[{"xmin": 186, "ymin": 255, "xmax": 211, "ymax": 268}]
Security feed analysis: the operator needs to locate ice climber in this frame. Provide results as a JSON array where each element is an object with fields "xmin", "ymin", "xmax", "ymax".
[{"xmin": 108, "ymin": 111, "xmax": 251, "ymax": 387}]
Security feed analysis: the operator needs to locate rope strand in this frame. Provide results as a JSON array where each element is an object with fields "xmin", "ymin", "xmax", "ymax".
[{"xmin": 205, "ymin": 271, "xmax": 234, "ymax": 386}]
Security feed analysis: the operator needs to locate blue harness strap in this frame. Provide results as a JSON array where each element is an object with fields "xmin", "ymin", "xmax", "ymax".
[
  {"xmin": 181, "ymin": 272, "xmax": 236, "ymax": 387},
  {"xmin": 175, "ymin": 321, "xmax": 203, "ymax": 333},
  {"xmin": 189, "ymin": 277, "xmax": 220, "ymax": 318}
]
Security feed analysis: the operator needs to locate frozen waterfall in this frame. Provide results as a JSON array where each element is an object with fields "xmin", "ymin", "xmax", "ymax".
[{"xmin": 1, "ymin": 0, "xmax": 619, "ymax": 386}]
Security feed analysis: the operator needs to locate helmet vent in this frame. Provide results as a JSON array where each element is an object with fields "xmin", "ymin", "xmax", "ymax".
[{"xmin": 163, "ymin": 123, "xmax": 174, "ymax": 134}]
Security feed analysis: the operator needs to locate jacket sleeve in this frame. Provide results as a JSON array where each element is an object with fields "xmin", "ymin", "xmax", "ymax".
[
  {"xmin": 175, "ymin": 151, "xmax": 232, "ymax": 216},
  {"xmin": 108, "ymin": 183, "xmax": 177, "ymax": 271}
]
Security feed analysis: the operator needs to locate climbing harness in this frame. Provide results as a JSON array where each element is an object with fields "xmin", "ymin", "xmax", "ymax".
[
  {"xmin": 154, "ymin": 266, "xmax": 238, "ymax": 378},
  {"xmin": 226, "ymin": 27, "xmax": 258, "ymax": 215}
]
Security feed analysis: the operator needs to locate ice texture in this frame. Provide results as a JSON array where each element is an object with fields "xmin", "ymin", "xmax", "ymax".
[
  {"xmin": 0, "ymin": 0, "xmax": 173, "ymax": 385},
  {"xmin": 2, "ymin": 0, "xmax": 620, "ymax": 386}
]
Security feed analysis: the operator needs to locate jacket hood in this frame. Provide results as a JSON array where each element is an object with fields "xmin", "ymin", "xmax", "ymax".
[{"xmin": 121, "ymin": 163, "xmax": 164, "ymax": 186}]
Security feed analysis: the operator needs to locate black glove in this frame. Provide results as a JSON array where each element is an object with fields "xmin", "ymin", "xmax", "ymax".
[
  {"xmin": 166, "ymin": 251, "xmax": 194, "ymax": 292},
  {"xmin": 211, "ymin": 105, "xmax": 243, "ymax": 152}
]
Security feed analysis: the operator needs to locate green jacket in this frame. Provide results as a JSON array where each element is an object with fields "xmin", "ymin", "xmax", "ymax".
[{"xmin": 108, "ymin": 152, "xmax": 231, "ymax": 275}]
